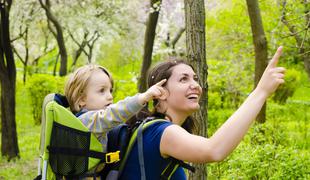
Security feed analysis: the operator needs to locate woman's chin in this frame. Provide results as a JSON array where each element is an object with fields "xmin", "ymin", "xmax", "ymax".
[{"xmin": 187, "ymin": 104, "xmax": 200, "ymax": 114}]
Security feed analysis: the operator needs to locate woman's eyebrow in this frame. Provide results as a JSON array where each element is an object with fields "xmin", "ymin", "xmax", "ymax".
[
  {"xmin": 181, "ymin": 73, "xmax": 197, "ymax": 77},
  {"xmin": 181, "ymin": 73, "xmax": 190, "ymax": 77}
]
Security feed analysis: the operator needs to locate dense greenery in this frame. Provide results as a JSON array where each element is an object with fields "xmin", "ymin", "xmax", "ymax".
[{"xmin": 0, "ymin": 0, "xmax": 309, "ymax": 179}]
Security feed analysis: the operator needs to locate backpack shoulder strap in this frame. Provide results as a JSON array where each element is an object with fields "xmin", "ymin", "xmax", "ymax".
[
  {"xmin": 160, "ymin": 158, "xmax": 195, "ymax": 180},
  {"xmin": 118, "ymin": 119, "xmax": 168, "ymax": 176}
]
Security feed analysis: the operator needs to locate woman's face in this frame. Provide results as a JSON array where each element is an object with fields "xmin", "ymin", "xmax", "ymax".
[{"xmin": 164, "ymin": 63, "xmax": 202, "ymax": 116}]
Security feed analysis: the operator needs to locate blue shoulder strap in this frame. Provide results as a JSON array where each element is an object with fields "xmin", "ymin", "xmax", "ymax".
[{"xmin": 137, "ymin": 121, "xmax": 146, "ymax": 180}]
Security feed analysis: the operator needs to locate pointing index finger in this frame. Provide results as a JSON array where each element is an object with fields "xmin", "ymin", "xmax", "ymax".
[
  {"xmin": 155, "ymin": 79, "xmax": 167, "ymax": 86},
  {"xmin": 268, "ymin": 46, "xmax": 283, "ymax": 68}
]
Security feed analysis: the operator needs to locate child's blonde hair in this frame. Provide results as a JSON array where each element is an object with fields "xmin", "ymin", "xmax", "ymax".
[{"xmin": 64, "ymin": 64, "xmax": 113, "ymax": 114}]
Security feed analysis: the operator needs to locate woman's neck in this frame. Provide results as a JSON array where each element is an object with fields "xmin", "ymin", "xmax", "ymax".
[{"xmin": 165, "ymin": 109, "xmax": 188, "ymax": 126}]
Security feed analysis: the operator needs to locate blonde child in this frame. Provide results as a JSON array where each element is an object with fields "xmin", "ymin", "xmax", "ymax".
[{"xmin": 64, "ymin": 64, "xmax": 166, "ymax": 151}]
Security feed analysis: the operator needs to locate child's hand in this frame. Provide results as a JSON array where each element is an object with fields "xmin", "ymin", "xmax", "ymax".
[
  {"xmin": 255, "ymin": 46, "xmax": 286, "ymax": 98},
  {"xmin": 138, "ymin": 79, "xmax": 167, "ymax": 105}
]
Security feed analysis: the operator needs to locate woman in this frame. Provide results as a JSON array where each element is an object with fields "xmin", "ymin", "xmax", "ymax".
[{"xmin": 120, "ymin": 47, "xmax": 285, "ymax": 180}]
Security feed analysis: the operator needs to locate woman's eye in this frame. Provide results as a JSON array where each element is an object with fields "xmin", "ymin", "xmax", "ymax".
[
  {"xmin": 180, "ymin": 77, "xmax": 187, "ymax": 82},
  {"xmin": 194, "ymin": 77, "xmax": 199, "ymax": 82}
]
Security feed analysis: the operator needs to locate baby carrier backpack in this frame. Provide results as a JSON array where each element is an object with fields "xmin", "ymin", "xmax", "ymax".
[{"xmin": 35, "ymin": 93, "xmax": 195, "ymax": 180}]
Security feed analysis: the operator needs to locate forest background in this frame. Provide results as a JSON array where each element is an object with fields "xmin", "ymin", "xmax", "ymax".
[{"xmin": 0, "ymin": 0, "xmax": 309, "ymax": 179}]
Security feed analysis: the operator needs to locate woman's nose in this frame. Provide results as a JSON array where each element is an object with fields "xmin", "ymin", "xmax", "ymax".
[{"xmin": 190, "ymin": 80, "xmax": 200, "ymax": 89}]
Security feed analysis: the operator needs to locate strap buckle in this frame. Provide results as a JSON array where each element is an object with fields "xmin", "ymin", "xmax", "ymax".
[{"xmin": 105, "ymin": 151, "xmax": 120, "ymax": 163}]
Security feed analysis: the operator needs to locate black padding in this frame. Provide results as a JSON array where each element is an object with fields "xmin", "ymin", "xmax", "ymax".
[{"xmin": 49, "ymin": 122, "xmax": 90, "ymax": 177}]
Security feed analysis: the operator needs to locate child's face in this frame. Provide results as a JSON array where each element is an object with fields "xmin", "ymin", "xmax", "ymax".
[{"xmin": 79, "ymin": 69, "xmax": 113, "ymax": 111}]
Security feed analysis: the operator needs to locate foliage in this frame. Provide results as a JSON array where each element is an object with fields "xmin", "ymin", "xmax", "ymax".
[
  {"xmin": 26, "ymin": 74, "xmax": 65, "ymax": 124},
  {"xmin": 112, "ymin": 67, "xmax": 139, "ymax": 102},
  {"xmin": 208, "ymin": 59, "xmax": 252, "ymax": 109},
  {"xmin": 208, "ymin": 143, "xmax": 310, "ymax": 179},
  {"xmin": 207, "ymin": 108, "xmax": 234, "ymax": 136},
  {"xmin": 272, "ymin": 69, "xmax": 301, "ymax": 104},
  {"xmin": 206, "ymin": 0, "xmax": 254, "ymax": 109},
  {"xmin": 207, "ymin": 97, "xmax": 309, "ymax": 179}
]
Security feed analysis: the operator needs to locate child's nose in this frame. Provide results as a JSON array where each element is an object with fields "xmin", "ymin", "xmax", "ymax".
[{"xmin": 107, "ymin": 92, "xmax": 113, "ymax": 100}]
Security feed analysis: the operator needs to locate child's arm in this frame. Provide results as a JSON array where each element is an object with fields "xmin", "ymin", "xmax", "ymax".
[{"xmin": 79, "ymin": 79, "xmax": 167, "ymax": 133}]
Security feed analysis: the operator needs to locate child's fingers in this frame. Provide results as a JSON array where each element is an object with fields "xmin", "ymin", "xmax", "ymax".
[
  {"xmin": 153, "ymin": 87, "xmax": 166, "ymax": 99},
  {"xmin": 155, "ymin": 79, "xmax": 167, "ymax": 87},
  {"xmin": 157, "ymin": 87, "xmax": 166, "ymax": 95}
]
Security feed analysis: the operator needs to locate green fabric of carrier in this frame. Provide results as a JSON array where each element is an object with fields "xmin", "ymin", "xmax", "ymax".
[{"xmin": 43, "ymin": 101, "xmax": 104, "ymax": 178}]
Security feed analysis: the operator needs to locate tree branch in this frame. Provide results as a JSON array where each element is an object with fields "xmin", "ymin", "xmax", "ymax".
[
  {"xmin": 281, "ymin": 0, "xmax": 303, "ymax": 45},
  {"xmin": 12, "ymin": 46, "xmax": 25, "ymax": 64}
]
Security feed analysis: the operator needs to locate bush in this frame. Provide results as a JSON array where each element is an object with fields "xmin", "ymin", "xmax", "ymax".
[
  {"xmin": 208, "ymin": 108, "xmax": 234, "ymax": 136},
  {"xmin": 208, "ymin": 144, "xmax": 310, "ymax": 179},
  {"xmin": 273, "ymin": 69, "xmax": 301, "ymax": 104},
  {"xmin": 26, "ymin": 74, "xmax": 65, "ymax": 125}
]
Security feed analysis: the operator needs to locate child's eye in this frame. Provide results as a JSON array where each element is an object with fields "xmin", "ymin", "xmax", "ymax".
[
  {"xmin": 110, "ymin": 88, "xmax": 113, "ymax": 93},
  {"xmin": 100, "ymin": 88, "xmax": 105, "ymax": 93}
]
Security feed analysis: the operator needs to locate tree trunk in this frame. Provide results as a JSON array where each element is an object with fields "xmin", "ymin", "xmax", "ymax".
[
  {"xmin": 138, "ymin": 0, "xmax": 162, "ymax": 93},
  {"xmin": 301, "ymin": 0, "xmax": 310, "ymax": 81},
  {"xmin": 39, "ymin": 0, "xmax": 67, "ymax": 76},
  {"xmin": 303, "ymin": 52, "xmax": 310, "ymax": 80},
  {"xmin": 0, "ymin": 0, "xmax": 19, "ymax": 159},
  {"xmin": 184, "ymin": 0, "xmax": 208, "ymax": 179},
  {"xmin": 246, "ymin": 0, "xmax": 268, "ymax": 123}
]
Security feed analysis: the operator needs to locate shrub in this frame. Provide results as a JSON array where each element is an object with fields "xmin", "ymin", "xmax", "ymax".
[
  {"xmin": 208, "ymin": 144, "xmax": 310, "ymax": 179},
  {"xmin": 26, "ymin": 74, "xmax": 65, "ymax": 125},
  {"xmin": 273, "ymin": 69, "xmax": 301, "ymax": 104},
  {"xmin": 112, "ymin": 72, "xmax": 138, "ymax": 102}
]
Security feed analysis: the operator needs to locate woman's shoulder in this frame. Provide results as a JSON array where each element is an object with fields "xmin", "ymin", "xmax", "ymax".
[
  {"xmin": 144, "ymin": 119, "xmax": 173, "ymax": 131},
  {"xmin": 140, "ymin": 119, "xmax": 173, "ymax": 142}
]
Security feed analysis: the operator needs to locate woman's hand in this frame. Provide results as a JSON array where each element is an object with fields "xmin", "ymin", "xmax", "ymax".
[{"xmin": 255, "ymin": 46, "xmax": 286, "ymax": 98}]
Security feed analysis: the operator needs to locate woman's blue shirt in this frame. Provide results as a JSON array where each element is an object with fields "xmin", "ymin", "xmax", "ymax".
[{"xmin": 119, "ymin": 121, "xmax": 186, "ymax": 180}]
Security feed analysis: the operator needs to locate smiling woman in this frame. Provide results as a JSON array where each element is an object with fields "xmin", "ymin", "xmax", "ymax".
[{"xmin": 120, "ymin": 47, "xmax": 286, "ymax": 180}]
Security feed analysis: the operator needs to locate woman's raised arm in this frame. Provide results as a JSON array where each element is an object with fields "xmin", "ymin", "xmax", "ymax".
[{"xmin": 160, "ymin": 47, "xmax": 285, "ymax": 163}]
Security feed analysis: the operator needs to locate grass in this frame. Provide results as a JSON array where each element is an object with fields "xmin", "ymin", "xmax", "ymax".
[{"xmin": 0, "ymin": 81, "xmax": 40, "ymax": 179}]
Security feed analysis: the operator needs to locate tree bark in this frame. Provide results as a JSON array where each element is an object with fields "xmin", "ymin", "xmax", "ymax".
[
  {"xmin": 138, "ymin": 0, "xmax": 162, "ymax": 93},
  {"xmin": 302, "ymin": 0, "xmax": 310, "ymax": 80},
  {"xmin": 0, "ymin": 0, "xmax": 19, "ymax": 159},
  {"xmin": 246, "ymin": 0, "xmax": 268, "ymax": 123},
  {"xmin": 39, "ymin": 0, "xmax": 67, "ymax": 76},
  {"xmin": 184, "ymin": 0, "xmax": 208, "ymax": 179}
]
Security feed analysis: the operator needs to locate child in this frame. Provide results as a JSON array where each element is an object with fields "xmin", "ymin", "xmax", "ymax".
[{"xmin": 64, "ymin": 64, "xmax": 166, "ymax": 151}]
